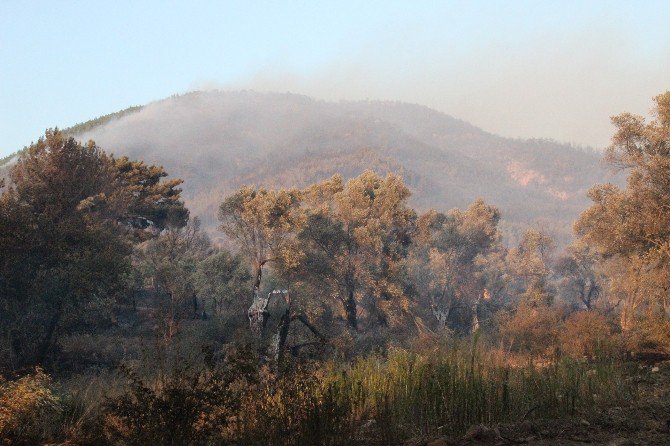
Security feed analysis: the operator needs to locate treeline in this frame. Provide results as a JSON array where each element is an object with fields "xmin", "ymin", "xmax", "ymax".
[
  {"xmin": 0, "ymin": 106, "xmax": 143, "ymax": 168},
  {"xmin": 0, "ymin": 93, "xmax": 669, "ymax": 444},
  {"xmin": 63, "ymin": 105, "xmax": 143, "ymax": 137},
  {"xmin": 0, "ymin": 129, "xmax": 594, "ymax": 370}
]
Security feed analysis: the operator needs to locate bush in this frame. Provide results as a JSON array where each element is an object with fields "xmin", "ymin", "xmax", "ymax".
[
  {"xmin": 559, "ymin": 311, "xmax": 619, "ymax": 360},
  {"xmin": 624, "ymin": 313, "xmax": 670, "ymax": 354},
  {"xmin": 102, "ymin": 344, "xmax": 259, "ymax": 445},
  {"xmin": 103, "ymin": 346, "xmax": 624, "ymax": 445},
  {"xmin": 498, "ymin": 304, "xmax": 564, "ymax": 357},
  {"xmin": 0, "ymin": 368, "xmax": 63, "ymax": 445},
  {"xmin": 57, "ymin": 370, "xmax": 127, "ymax": 444}
]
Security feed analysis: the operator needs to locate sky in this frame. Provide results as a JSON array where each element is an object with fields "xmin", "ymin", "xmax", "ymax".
[{"xmin": 1, "ymin": 0, "xmax": 669, "ymax": 158}]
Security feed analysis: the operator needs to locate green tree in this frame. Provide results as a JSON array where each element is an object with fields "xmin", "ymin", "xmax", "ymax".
[
  {"xmin": 135, "ymin": 218, "xmax": 211, "ymax": 341},
  {"xmin": 506, "ymin": 229, "xmax": 555, "ymax": 307},
  {"xmin": 113, "ymin": 156, "xmax": 189, "ymax": 235},
  {"xmin": 555, "ymin": 242, "xmax": 602, "ymax": 311},
  {"xmin": 0, "ymin": 129, "xmax": 187, "ymax": 367},
  {"xmin": 408, "ymin": 199, "xmax": 502, "ymax": 333},
  {"xmin": 194, "ymin": 249, "xmax": 251, "ymax": 316}
]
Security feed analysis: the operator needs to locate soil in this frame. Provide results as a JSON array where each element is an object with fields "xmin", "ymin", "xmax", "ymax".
[{"xmin": 410, "ymin": 360, "xmax": 670, "ymax": 446}]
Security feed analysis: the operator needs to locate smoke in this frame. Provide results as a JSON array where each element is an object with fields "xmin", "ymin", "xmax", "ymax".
[{"xmin": 212, "ymin": 24, "xmax": 670, "ymax": 149}]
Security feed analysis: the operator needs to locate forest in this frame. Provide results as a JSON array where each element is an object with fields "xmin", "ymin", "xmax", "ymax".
[{"xmin": 0, "ymin": 92, "xmax": 669, "ymax": 445}]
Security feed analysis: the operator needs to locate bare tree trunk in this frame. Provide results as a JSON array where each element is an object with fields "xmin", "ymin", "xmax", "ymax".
[
  {"xmin": 662, "ymin": 287, "xmax": 670, "ymax": 318},
  {"xmin": 253, "ymin": 264, "xmax": 262, "ymax": 297},
  {"xmin": 273, "ymin": 311, "xmax": 327, "ymax": 368},
  {"xmin": 251, "ymin": 263, "xmax": 262, "ymax": 309},
  {"xmin": 293, "ymin": 313, "xmax": 328, "ymax": 342},
  {"xmin": 580, "ymin": 280, "xmax": 599, "ymax": 310},
  {"xmin": 344, "ymin": 287, "xmax": 357, "ymax": 330},
  {"xmin": 432, "ymin": 303, "xmax": 450, "ymax": 330},
  {"xmin": 248, "ymin": 263, "xmax": 269, "ymax": 335},
  {"xmin": 585, "ymin": 285, "xmax": 596, "ymax": 310},
  {"xmin": 621, "ymin": 266, "xmax": 643, "ymax": 332},
  {"xmin": 36, "ymin": 302, "xmax": 63, "ymax": 365},
  {"xmin": 432, "ymin": 294, "xmax": 454, "ymax": 331},
  {"xmin": 471, "ymin": 296, "xmax": 481, "ymax": 334},
  {"xmin": 275, "ymin": 309, "xmax": 292, "ymax": 364}
]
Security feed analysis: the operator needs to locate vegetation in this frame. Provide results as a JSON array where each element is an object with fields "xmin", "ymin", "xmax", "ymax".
[
  {"xmin": 0, "ymin": 130, "xmax": 187, "ymax": 367},
  {"xmin": 0, "ymin": 344, "xmax": 627, "ymax": 445},
  {"xmin": 0, "ymin": 106, "xmax": 142, "ymax": 168},
  {"xmin": 16, "ymin": 90, "xmax": 609, "ymax": 245},
  {"xmin": 576, "ymin": 92, "xmax": 670, "ymax": 343},
  {"xmin": 62, "ymin": 105, "xmax": 143, "ymax": 137},
  {"xmin": 0, "ymin": 151, "xmax": 20, "ymax": 167},
  {"xmin": 0, "ymin": 93, "xmax": 669, "ymax": 444}
]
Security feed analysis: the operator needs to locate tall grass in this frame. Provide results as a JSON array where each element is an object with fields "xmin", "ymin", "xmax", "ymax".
[
  {"xmin": 232, "ymin": 342, "xmax": 626, "ymax": 445},
  {"xmin": 7, "ymin": 343, "xmax": 624, "ymax": 445}
]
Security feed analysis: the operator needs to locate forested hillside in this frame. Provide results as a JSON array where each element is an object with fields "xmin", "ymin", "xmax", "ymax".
[
  {"xmin": 0, "ymin": 90, "xmax": 618, "ymax": 245},
  {"xmin": 2, "ymin": 92, "xmax": 670, "ymax": 445}
]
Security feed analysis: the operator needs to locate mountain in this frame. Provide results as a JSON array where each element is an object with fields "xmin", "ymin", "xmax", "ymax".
[{"xmin": 1, "ymin": 90, "xmax": 619, "ymax": 245}]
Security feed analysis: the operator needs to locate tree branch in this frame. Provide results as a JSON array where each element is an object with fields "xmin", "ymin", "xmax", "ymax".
[{"xmin": 291, "ymin": 313, "xmax": 327, "ymax": 342}]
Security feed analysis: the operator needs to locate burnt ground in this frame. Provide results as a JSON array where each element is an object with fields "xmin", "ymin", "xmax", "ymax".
[{"xmin": 410, "ymin": 360, "xmax": 670, "ymax": 446}]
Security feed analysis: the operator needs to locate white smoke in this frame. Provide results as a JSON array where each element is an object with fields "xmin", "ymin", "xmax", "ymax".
[{"xmin": 214, "ymin": 24, "xmax": 670, "ymax": 150}]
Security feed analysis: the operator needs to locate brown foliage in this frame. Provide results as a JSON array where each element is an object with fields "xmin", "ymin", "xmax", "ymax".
[
  {"xmin": 498, "ymin": 304, "xmax": 564, "ymax": 357},
  {"xmin": 0, "ymin": 368, "xmax": 63, "ymax": 444},
  {"xmin": 559, "ymin": 311, "xmax": 618, "ymax": 360}
]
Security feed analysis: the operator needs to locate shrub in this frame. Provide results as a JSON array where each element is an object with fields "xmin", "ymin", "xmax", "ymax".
[
  {"xmin": 559, "ymin": 311, "xmax": 619, "ymax": 360},
  {"xmin": 46, "ymin": 342, "xmax": 627, "ymax": 445},
  {"xmin": 102, "ymin": 343, "xmax": 259, "ymax": 445},
  {"xmin": 0, "ymin": 368, "xmax": 63, "ymax": 445},
  {"xmin": 624, "ymin": 312, "xmax": 670, "ymax": 354},
  {"xmin": 498, "ymin": 304, "xmax": 564, "ymax": 357}
]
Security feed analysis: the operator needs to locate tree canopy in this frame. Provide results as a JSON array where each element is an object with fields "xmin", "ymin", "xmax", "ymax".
[
  {"xmin": 0, "ymin": 129, "xmax": 187, "ymax": 366},
  {"xmin": 576, "ymin": 92, "xmax": 670, "ymax": 332}
]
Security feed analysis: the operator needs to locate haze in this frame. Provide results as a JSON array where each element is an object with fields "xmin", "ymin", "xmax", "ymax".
[{"xmin": 1, "ymin": 1, "xmax": 669, "ymax": 157}]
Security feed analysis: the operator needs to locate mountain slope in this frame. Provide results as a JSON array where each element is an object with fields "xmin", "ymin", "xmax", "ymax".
[{"xmin": 3, "ymin": 90, "xmax": 617, "ymax": 244}]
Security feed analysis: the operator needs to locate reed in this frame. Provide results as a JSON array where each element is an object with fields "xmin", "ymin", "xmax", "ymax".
[{"xmin": 232, "ymin": 342, "xmax": 625, "ymax": 445}]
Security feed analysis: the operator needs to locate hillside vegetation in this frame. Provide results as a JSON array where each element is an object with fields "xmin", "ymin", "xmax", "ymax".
[
  {"xmin": 10, "ymin": 90, "xmax": 616, "ymax": 245},
  {"xmin": 1, "ymin": 93, "xmax": 668, "ymax": 445},
  {"xmin": 0, "ymin": 106, "xmax": 143, "ymax": 168}
]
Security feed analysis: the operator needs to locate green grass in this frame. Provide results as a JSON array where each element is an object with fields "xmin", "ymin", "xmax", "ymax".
[{"xmin": 222, "ymin": 341, "xmax": 627, "ymax": 445}]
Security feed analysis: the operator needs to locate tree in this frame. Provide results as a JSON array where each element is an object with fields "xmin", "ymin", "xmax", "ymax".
[
  {"xmin": 555, "ymin": 242, "xmax": 602, "ymax": 311},
  {"xmin": 506, "ymin": 229, "xmax": 555, "ymax": 307},
  {"xmin": 113, "ymin": 156, "xmax": 189, "ymax": 235},
  {"xmin": 194, "ymin": 249, "xmax": 251, "ymax": 316},
  {"xmin": 576, "ymin": 92, "xmax": 670, "ymax": 333},
  {"xmin": 0, "ymin": 130, "xmax": 187, "ymax": 367},
  {"xmin": 408, "ymin": 199, "xmax": 502, "ymax": 333},
  {"xmin": 218, "ymin": 186, "xmax": 304, "ymax": 335},
  {"xmin": 136, "ymin": 218, "xmax": 211, "ymax": 341},
  {"xmin": 298, "ymin": 171, "xmax": 415, "ymax": 330}
]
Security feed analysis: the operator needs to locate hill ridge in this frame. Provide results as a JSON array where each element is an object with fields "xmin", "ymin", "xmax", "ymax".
[{"xmin": 2, "ymin": 90, "xmax": 618, "ymax": 244}]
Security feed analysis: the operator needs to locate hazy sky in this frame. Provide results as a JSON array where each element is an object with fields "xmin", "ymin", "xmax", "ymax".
[{"xmin": 2, "ymin": 0, "xmax": 669, "ymax": 157}]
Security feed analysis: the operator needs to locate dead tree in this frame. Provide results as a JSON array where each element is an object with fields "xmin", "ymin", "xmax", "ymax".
[
  {"xmin": 248, "ymin": 289, "xmax": 327, "ymax": 366},
  {"xmin": 248, "ymin": 290, "xmax": 273, "ymax": 336}
]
